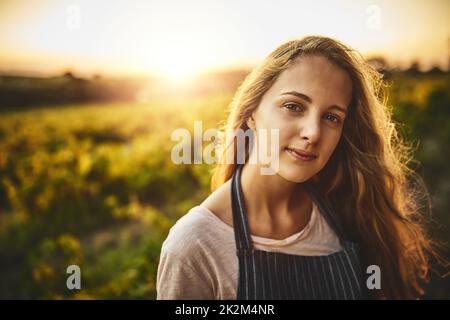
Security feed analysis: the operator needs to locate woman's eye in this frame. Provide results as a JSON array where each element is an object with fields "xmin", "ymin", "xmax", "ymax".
[
  {"xmin": 326, "ymin": 114, "xmax": 341, "ymax": 123},
  {"xmin": 283, "ymin": 103, "xmax": 303, "ymax": 112}
]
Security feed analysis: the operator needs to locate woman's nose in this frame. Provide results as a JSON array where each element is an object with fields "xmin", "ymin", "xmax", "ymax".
[{"xmin": 299, "ymin": 117, "xmax": 321, "ymax": 144}]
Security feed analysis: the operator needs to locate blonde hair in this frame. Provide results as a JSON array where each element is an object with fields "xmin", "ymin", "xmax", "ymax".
[{"xmin": 211, "ymin": 35, "xmax": 441, "ymax": 299}]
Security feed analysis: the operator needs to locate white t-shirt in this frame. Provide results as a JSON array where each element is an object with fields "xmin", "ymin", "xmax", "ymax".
[{"xmin": 156, "ymin": 202, "xmax": 342, "ymax": 300}]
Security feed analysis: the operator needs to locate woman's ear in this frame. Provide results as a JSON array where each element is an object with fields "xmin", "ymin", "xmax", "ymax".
[{"xmin": 246, "ymin": 115, "xmax": 256, "ymax": 130}]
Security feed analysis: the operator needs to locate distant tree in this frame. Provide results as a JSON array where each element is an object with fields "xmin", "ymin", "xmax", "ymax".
[
  {"xmin": 366, "ymin": 56, "xmax": 392, "ymax": 78},
  {"xmin": 405, "ymin": 61, "xmax": 421, "ymax": 76},
  {"xmin": 427, "ymin": 66, "xmax": 444, "ymax": 75},
  {"xmin": 367, "ymin": 56, "xmax": 389, "ymax": 72},
  {"xmin": 63, "ymin": 71, "xmax": 77, "ymax": 80}
]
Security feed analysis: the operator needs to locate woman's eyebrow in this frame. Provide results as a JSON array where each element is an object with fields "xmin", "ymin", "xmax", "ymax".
[
  {"xmin": 280, "ymin": 91, "xmax": 312, "ymax": 103},
  {"xmin": 280, "ymin": 91, "xmax": 347, "ymax": 114}
]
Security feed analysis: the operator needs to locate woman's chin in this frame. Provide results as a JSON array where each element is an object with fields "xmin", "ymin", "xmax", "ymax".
[{"xmin": 275, "ymin": 164, "xmax": 316, "ymax": 183}]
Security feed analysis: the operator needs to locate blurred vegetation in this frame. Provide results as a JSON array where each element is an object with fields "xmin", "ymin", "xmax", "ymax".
[
  {"xmin": 0, "ymin": 93, "xmax": 229, "ymax": 299},
  {"xmin": 0, "ymin": 69, "xmax": 448, "ymax": 299}
]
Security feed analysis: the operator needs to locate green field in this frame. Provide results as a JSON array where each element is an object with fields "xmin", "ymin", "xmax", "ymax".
[{"xmin": 0, "ymin": 73, "xmax": 449, "ymax": 299}]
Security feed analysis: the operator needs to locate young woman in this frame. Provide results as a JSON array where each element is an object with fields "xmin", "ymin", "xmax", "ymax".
[{"xmin": 156, "ymin": 36, "xmax": 437, "ymax": 299}]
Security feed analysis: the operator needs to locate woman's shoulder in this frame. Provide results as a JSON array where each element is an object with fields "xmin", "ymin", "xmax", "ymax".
[
  {"xmin": 161, "ymin": 180, "xmax": 234, "ymax": 257},
  {"xmin": 199, "ymin": 179, "xmax": 234, "ymax": 228},
  {"xmin": 161, "ymin": 207, "xmax": 208, "ymax": 254}
]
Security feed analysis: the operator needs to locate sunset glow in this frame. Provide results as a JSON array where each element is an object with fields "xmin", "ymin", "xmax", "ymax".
[{"xmin": 0, "ymin": 0, "xmax": 448, "ymax": 78}]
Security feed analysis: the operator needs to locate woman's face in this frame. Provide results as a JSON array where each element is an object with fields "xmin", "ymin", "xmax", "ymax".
[{"xmin": 248, "ymin": 54, "xmax": 353, "ymax": 182}]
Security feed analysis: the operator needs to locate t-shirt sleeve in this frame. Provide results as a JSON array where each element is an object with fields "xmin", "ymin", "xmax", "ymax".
[{"xmin": 156, "ymin": 250, "xmax": 214, "ymax": 300}]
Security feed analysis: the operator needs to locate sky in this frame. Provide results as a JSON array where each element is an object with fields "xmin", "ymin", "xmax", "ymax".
[{"xmin": 0, "ymin": 0, "xmax": 449, "ymax": 78}]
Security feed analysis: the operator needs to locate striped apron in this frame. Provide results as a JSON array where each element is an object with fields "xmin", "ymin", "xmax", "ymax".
[{"xmin": 231, "ymin": 164, "xmax": 366, "ymax": 300}]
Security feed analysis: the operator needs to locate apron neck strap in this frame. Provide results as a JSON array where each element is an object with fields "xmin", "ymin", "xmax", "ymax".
[{"xmin": 231, "ymin": 164, "xmax": 253, "ymax": 252}]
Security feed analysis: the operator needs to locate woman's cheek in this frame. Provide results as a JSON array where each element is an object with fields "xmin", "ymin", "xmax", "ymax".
[{"xmin": 273, "ymin": 125, "xmax": 291, "ymax": 149}]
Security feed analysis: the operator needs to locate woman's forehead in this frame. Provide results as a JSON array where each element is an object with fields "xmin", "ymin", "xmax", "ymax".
[{"xmin": 264, "ymin": 56, "xmax": 353, "ymax": 109}]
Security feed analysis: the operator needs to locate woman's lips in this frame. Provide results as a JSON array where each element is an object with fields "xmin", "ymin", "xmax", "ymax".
[{"xmin": 285, "ymin": 147, "xmax": 318, "ymax": 161}]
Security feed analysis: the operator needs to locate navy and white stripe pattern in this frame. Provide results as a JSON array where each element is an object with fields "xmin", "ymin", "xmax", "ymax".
[{"xmin": 231, "ymin": 164, "xmax": 366, "ymax": 300}]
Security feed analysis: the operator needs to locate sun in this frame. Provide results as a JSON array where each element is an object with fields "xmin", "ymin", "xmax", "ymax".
[
  {"xmin": 149, "ymin": 48, "xmax": 207, "ymax": 83},
  {"xmin": 161, "ymin": 60, "xmax": 197, "ymax": 82}
]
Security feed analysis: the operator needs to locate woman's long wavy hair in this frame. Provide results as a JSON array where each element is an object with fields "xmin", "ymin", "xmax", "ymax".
[{"xmin": 210, "ymin": 35, "xmax": 441, "ymax": 299}]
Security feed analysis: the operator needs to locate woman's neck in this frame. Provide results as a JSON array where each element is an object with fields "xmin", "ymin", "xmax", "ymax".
[{"xmin": 240, "ymin": 163, "xmax": 312, "ymax": 222}]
